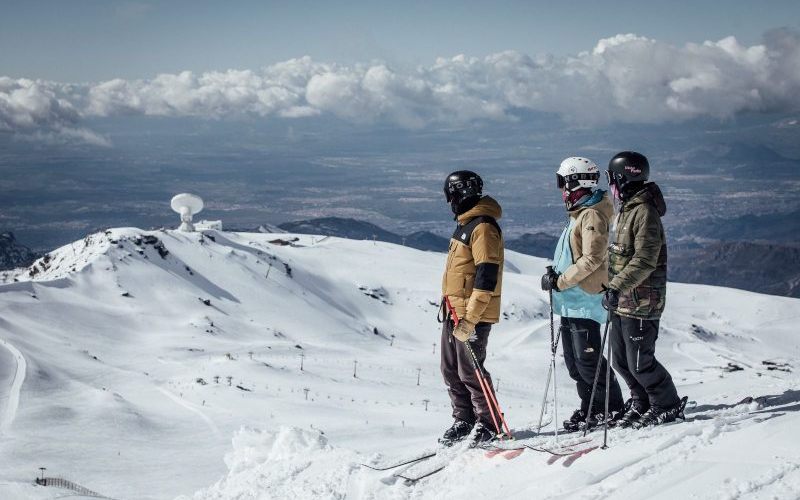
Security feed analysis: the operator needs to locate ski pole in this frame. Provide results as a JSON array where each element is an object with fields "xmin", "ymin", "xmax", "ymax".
[
  {"xmin": 464, "ymin": 341, "xmax": 503, "ymax": 436},
  {"xmin": 443, "ymin": 296, "xmax": 511, "ymax": 438},
  {"xmin": 444, "ymin": 296, "xmax": 502, "ymax": 436},
  {"xmin": 602, "ymin": 330, "xmax": 612, "ymax": 449},
  {"xmin": 548, "ymin": 275, "xmax": 558, "ymax": 443},
  {"xmin": 583, "ymin": 311, "xmax": 611, "ymax": 437},
  {"xmin": 535, "ymin": 268, "xmax": 563, "ymax": 437},
  {"xmin": 534, "ymin": 362, "xmax": 552, "ymax": 435}
]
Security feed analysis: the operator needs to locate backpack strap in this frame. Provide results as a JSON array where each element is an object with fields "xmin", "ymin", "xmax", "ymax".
[{"xmin": 451, "ymin": 215, "xmax": 501, "ymax": 246}]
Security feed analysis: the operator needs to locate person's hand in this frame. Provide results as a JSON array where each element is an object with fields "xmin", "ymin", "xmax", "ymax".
[
  {"xmin": 541, "ymin": 269, "xmax": 560, "ymax": 292},
  {"xmin": 452, "ymin": 319, "xmax": 477, "ymax": 342},
  {"xmin": 602, "ymin": 287, "xmax": 620, "ymax": 311}
]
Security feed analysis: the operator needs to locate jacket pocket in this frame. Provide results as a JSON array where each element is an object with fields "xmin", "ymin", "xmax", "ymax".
[
  {"xmin": 463, "ymin": 274, "xmax": 474, "ymax": 297},
  {"xmin": 608, "ymin": 242, "xmax": 633, "ymax": 274},
  {"xmin": 632, "ymin": 285, "xmax": 652, "ymax": 314}
]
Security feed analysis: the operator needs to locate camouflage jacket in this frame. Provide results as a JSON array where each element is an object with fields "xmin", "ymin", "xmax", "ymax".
[{"xmin": 608, "ymin": 183, "xmax": 668, "ymax": 319}]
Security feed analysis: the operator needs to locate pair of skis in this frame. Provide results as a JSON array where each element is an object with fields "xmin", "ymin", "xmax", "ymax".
[
  {"xmin": 362, "ymin": 435, "xmax": 598, "ymax": 483},
  {"xmin": 361, "ymin": 440, "xmax": 524, "ymax": 484}
]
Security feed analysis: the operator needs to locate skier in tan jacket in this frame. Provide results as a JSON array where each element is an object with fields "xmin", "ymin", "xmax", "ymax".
[
  {"xmin": 439, "ymin": 170, "xmax": 504, "ymax": 447},
  {"xmin": 540, "ymin": 157, "xmax": 624, "ymax": 432}
]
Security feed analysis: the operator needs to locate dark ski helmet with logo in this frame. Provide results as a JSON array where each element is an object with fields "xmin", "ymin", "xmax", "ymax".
[
  {"xmin": 444, "ymin": 170, "xmax": 483, "ymax": 215},
  {"xmin": 607, "ymin": 151, "xmax": 650, "ymax": 186}
]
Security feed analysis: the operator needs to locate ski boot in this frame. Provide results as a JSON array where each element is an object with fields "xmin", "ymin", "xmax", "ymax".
[
  {"xmin": 632, "ymin": 396, "xmax": 689, "ymax": 429},
  {"xmin": 468, "ymin": 422, "xmax": 497, "ymax": 448},
  {"xmin": 438, "ymin": 420, "xmax": 473, "ymax": 447},
  {"xmin": 563, "ymin": 409, "xmax": 587, "ymax": 432},
  {"xmin": 614, "ymin": 398, "xmax": 649, "ymax": 429}
]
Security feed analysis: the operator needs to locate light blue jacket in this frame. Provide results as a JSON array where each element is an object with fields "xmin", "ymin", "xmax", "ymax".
[{"xmin": 552, "ymin": 191, "xmax": 608, "ymax": 325}]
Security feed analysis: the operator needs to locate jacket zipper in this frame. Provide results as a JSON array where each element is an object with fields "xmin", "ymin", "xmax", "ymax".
[{"xmin": 636, "ymin": 347, "xmax": 640, "ymax": 372}]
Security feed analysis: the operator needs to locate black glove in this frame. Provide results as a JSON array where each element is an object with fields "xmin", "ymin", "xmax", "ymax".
[
  {"xmin": 602, "ymin": 286, "xmax": 620, "ymax": 311},
  {"xmin": 541, "ymin": 269, "xmax": 561, "ymax": 292}
]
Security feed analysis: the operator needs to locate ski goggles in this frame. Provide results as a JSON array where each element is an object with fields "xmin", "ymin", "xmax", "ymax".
[
  {"xmin": 605, "ymin": 170, "xmax": 626, "ymax": 186},
  {"xmin": 556, "ymin": 172, "xmax": 599, "ymax": 190},
  {"xmin": 444, "ymin": 178, "xmax": 479, "ymax": 202}
]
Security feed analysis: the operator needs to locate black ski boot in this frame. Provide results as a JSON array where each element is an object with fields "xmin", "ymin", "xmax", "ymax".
[
  {"xmin": 632, "ymin": 396, "xmax": 688, "ymax": 429},
  {"xmin": 468, "ymin": 422, "xmax": 497, "ymax": 447},
  {"xmin": 563, "ymin": 409, "xmax": 587, "ymax": 432},
  {"xmin": 438, "ymin": 420, "xmax": 473, "ymax": 446},
  {"xmin": 614, "ymin": 398, "xmax": 649, "ymax": 429}
]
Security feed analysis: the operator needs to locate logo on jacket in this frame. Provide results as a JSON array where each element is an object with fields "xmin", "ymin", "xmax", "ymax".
[{"xmin": 461, "ymin": 233, "xmax": 467, "ymax": 240}]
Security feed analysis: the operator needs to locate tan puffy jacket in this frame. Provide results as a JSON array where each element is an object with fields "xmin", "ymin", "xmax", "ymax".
[
  {"xmin": 441, "ymin": 196, "xmax": 504, "ymax": 324},
  {"xmin": 556, "ymin": 192, "xmax": 613, "ymax": 294}
]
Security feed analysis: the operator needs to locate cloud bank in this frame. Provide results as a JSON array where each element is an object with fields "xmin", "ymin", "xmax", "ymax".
[{"xmin": 2, "ymin": 29, "xmax": 799, "ymax": 144}]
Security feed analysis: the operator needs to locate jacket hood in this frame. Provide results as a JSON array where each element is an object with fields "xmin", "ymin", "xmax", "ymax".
[
  {"xmin": 457, "ymin": 195, "xmax": 502, "ymax": 224},
  {"xmin": 572, "ymin": 189, "xmax": 613, "ymax": 221},
  {"xmin": 626, "ymin": 182, "xmax": 667, "ymax": 217}
]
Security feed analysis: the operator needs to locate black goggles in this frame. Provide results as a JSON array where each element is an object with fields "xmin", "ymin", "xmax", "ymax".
[
  {"xmin": 556, "ymin": 172, "xmax": 599, "ymax": 190},
  {"xmin": 444, "ymin": 179, "xmax": 476, "ymax": 202}
]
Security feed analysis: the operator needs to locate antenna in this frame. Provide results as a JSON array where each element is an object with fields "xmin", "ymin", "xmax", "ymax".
[{"xmin": 170, "ymin": 193, "xmax": 204, "ymax": 232}]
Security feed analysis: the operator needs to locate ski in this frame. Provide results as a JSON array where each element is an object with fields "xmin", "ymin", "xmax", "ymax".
[
  {"xmin": 395, "ymin": 464, "xmax": 447, "ymax": 483},
  {"xmin": 487, "ymin": 448, "xmax": 525, "ymax": 459},
  {"xmin": 562, "ymin": 446, "xmax": 598, "ymax": 466},
  {"xmin": 545, "ymin": 445, "xmax": 599, "ymax": 466},
  {"xmin": 525, "ymin": 436, "xmax": 594, "ymax": 456},
  {"xmin": 479, "ymin": 441, "xmax": 526, "ymax": 458},
  {"xmin": 360, "ymin": 450, "xmax": 437, "ymax": 471}
]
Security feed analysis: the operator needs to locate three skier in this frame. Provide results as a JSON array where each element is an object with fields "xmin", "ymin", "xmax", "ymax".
[
  {"xmin": 438, "ymin": 170, "xmax": 505, "ymax": 446},
  {"xmin": 437, "ymin": 152, "xmax": 685, "ymax": 445}
]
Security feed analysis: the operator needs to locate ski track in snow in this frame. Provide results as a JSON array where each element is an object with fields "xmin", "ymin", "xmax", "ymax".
[
  {"xmin": 0, "ymin": 338, "xmax": 26, "ymax": 436},
  {"xmin": 574, "ymin": 412, "xmax": 763, "ymax": 498},
  {"xmin": 156, "ymin": 386, "xmax": 221, "ymax": 439}
]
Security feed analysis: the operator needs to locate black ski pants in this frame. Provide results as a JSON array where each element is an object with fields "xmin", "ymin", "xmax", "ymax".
[
  {"xmin": 609, "ymin": 313, "xmax": 680, "ymax": 409},
  {"xmin": 440, "ymin": 320, "xmax": 496, "ymax": 428},
  {"xmin": 561, "ymin": 317, "xmax": 624, "ymax": 414}
]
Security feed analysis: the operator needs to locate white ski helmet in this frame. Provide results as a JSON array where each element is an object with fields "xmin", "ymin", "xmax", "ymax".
[{"xmin": 556, "ymin": 157, "xmax": 600, "ymax": 191}]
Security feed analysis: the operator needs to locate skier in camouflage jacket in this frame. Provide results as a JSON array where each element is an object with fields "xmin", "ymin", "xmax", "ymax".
[{"xmin": 604, "ymin": 151, "xmax": 686, "ymax": 429}]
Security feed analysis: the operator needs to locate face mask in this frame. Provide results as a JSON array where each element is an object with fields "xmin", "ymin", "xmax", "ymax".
[
  {"xmin": 610, "ymin": 183, "xmax": 621, "ymax": 201},
  {"xmin": 452, "ymin": 196, "xmax": 480, "ymax": 216},
  {"xmin": 563, "ymin": 187, "xmax": 592, "ymax": 210}
]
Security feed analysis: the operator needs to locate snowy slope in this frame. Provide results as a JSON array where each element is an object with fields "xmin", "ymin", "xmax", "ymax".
[{"xmin": 0, "ymin": 228, "xmax": 798, "ymax": 500}]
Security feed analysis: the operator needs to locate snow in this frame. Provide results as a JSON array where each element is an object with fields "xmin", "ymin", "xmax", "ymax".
[
  {"xmin": 0, "ymin": 228, "xmax": 798, "ymax": 500},
  {"xmin": 0, "ymin": 337, "xmax": 26, "ymax": 435}
]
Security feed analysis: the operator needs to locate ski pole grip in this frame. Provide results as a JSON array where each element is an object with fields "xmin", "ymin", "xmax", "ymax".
[
  {"xmin": 546, "ymin": 265, "xmax": 554, "ymax": 273},
  {"xmin": 443, "ymin": 295, "xmax": 460, "ymax": 326}
]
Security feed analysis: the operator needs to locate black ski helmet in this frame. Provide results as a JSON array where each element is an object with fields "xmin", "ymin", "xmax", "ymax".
[
  {"xmin": 444, "ymin": 170, "xmax": 483, "ymax": 214},
  {"xmin": 607, "ymin": 151, "xmax": 650, "ymax": 186}
]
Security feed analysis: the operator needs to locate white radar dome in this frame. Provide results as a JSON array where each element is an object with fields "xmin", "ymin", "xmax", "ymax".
[{"xmin": 170, "ymin": 193, "xmax": 204, "ymax": 232}]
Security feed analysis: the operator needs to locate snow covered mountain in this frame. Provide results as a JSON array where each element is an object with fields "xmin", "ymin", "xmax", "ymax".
[
  {"xmin": 0, "ymin": 228, "xmax": 798, "ymax": 500},
  {"xmin": 0, "ymin": 232, "xmax": 37, "ymax": 271}
]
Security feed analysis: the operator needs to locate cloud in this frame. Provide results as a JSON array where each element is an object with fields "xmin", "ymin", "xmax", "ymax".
[
  {"xmin": 0, "ymin": 77, "xmax": 109, "ymax": 145},
  {"xmin": 2, "ymin": 29, "xmax": 800, "ymax": 144}
]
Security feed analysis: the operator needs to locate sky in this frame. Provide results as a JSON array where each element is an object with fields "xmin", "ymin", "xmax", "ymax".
[
  {"xmin": 0, "ymin": 0, "xmax": 799, "ymax": 146},
  {"xmin": 1, "ymin": 0, "xmax": 799, "ymax": 82}
]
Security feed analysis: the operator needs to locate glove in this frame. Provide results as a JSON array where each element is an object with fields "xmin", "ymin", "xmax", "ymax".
[
  {"xmin": 452, "ymin": 319, "xmax": 477, "ymax": 343},
  {"xmin": 602, "ymin": 287, "xmax": 620, "ymax": 311},
  {"xmin": 540, "ymin": 269, "xmax": 561, "ymax": 292}
]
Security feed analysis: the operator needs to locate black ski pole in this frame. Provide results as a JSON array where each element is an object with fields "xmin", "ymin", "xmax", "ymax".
[
  {"xmin": 583, "ymin": 310, "xmax": 611, "ymax": 437},
  {"xmin": 602, "ymin": 322, "xmax": 612, "ymax": 449}
]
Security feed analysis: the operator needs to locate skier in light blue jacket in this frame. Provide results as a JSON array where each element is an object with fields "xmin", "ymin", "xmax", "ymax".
[{"xmin": 541, "ymin": 157, "xmax": 625, "ymax": 431}]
